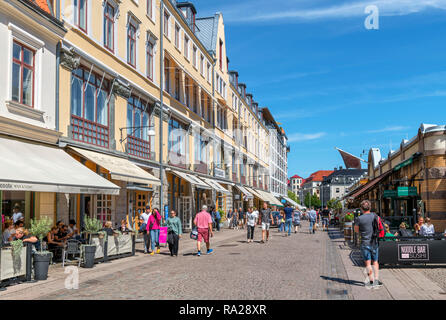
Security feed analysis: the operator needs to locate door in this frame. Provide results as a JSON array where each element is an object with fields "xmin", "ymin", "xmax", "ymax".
[{"xmin": 179, "ymin": 196, "xmax": 192, "ymax": 231}]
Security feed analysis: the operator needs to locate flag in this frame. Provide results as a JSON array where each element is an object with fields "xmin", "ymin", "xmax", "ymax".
[{"xmin": 336, "ymin": 148, "xmax": 364, "ymax": 169}]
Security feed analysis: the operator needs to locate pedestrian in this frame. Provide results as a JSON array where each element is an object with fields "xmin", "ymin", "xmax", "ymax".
[
  {"xmin": 232, "ymin": 209, "xmax": 238, "ymax": 230},
  {"xmin": 246, "ymin": 207, "xmax": 258, "ymax": 243},
  {"xmin": 283, "ymin": 204, "xmax": 294, "ymax": 237},
  {"xmin": 293, "ymin": 210, "xmax": 301, "ymax": 233},
  {"xmin": 147, "ymin": 208, "xmax": 162, "ymax": 256},
  {"xmin": 321, "ymin": 206, "xmax": 331, "ymax": 232},
  {"xmin": 260, "ymin": 202, "xmax": 273, "ymax": 243},
  {"xmin": 278, "ymin": 210, "xmax": 285, "ymax": 233},
  {"xmin": 308, "ymin": 207, "xmax": 317, "ymax": 234},
  {"xmin": 193, "ymin": 205, "xmax": 214, "ymax": 256},
  {"xmin": 227, "ymin": 209, "xmax": 233, "ymax": 229},
  {"xmin": 238, "ymin": 207, "xmax": 245, "ymax": 230},
  {"xmin": 140, "ymin": 206, "xmax": 151, "ymax": 254},
  {"xmin": 166, "ymin": 210, "xmax": 182, "ymax": 257},
  {"xmin": 354, "ymin": 200, "xmax": 384, "ymax": 289},
  {"xmin": 215, "ymin": 208, "xmax": 221, "ymax": 232}
]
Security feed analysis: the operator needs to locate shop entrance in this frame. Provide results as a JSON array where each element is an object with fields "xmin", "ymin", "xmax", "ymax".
[{"xmin": 179, "ymin": 196, "xmax": 192, "ymax": 231}]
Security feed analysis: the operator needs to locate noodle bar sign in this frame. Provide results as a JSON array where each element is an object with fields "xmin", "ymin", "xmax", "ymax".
[{"xmin": 398, "ymin": 244, "xmax": 429, "ymax": 261}]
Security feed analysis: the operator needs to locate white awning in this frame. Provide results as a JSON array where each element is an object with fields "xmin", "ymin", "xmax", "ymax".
[
  {"xmin": 282, "ymin": 196, "xmax": 299, "ymax": 208},
  {"xmin": 0, "ymin": 137, "xmax": 120, "ymax": 195},
  {"xmin": 202, "ymin": 178, "xmax": 231, "ymax": 195},
  {"xmin": 256, "ymin": 189, "xmax": 284, "ymax": 207},
  {"xmin": 234, "ymin": 185, "xmax": 253, "ymax": 199},
  {"xmin": 70, "ymin": 147, "xmax": 161, "ymax": 186},
  {"xmin": 169, "ymin": 169, "xmax": 211, "ymax": 190},
  {"xmin": 244, "ymin": 187, "xmax": 263, "ymax": 199}
]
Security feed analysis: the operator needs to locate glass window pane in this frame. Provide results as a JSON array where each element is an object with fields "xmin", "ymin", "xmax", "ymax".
[
  {"xmin": 97, "ymin": 89, "xmax": 107, "ymax": 125},
  {"xmin": 79, "ymin": 0, "xmax": 86, "ymax": 29},
  {"xmin": 85, "ymin": 83, "xmax": 96, "ymax": 121},
  {"xmin": 134, "ymin": 108, "xmax": 141, "ymax": 138},
  {"xmin": 142, "ymin": 113, "xmax": 149, "ymax": 141},
  {"xmin": 71, "ymin": 76, "xmax": 83, "ymax": 117},
  {"xmin": 12, "ymin": 62, "xmax": 21, "ymax": 102},
  {"xmin": 23, "ymin": 48, "xmax": 33, "ymax": 66},
  {"xmin": 13, "ymin": 43, "xmax": 21, "ymax": 60},
  {"xmin": 127, "ymin": 103, "xmax": 133, "ymax": 135},
  {"xmin": 22, "ymin": 67, "xmax": 33, "ymax": 106}
]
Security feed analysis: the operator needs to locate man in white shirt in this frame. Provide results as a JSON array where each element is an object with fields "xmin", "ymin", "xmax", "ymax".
[
  {"xmin": 12, "ymin": 204, "xmax": 24, "ymax": 223},
  {"xmin": 245, "ymin": 207, "xmax": 258, "ymax": 243},
  {"xmin": 140, "ymin": 206, "xmax": 151, "ymax": 253}
]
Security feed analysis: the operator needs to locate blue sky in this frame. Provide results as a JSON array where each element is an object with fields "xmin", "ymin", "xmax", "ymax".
[{"xmin": 192, "ymin": 0, "xmax": 446, "ymax": 178}]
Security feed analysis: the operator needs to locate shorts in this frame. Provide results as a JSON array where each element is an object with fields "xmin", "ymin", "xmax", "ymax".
[
  {"xmin": 293, "ymin": 221, "xmax": 300, "ymax": 226},
  {"xmin": 197, "ymin": 228, "xmax": 210, "ymax": 243},
  {"xmin": 360, "ymin": 244, "xmax": 379, "ymax": 262},
  {"xmin": 322, "ymin": 218, "xmax": 329, "ymax": 226},
  {"xmin": 262, "ymin": 222, "xmax": 270, "ymax": 231}
]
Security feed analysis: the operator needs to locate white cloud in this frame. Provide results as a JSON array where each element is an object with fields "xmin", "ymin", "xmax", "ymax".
[
  {"xmin": 288, "ymin": 132, "xmax": 327, "ymax": 142},
  {"xmin": 366, "ymin": 126, "xmax": 410, "ymax": 133},
  {"xmin": 224, "ymin": 0, "xmax": 446, "ymax": 23}
]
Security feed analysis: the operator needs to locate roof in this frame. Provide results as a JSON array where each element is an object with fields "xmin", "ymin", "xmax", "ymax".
[
  {"xmin": 305, "ymin": 170, "xmax": 334, "ymax": 183},
  {"xmin": 28, "ymin": 0, "xmax": 52, "ymax": 15},
  {"xmin": 195, "ymin": 14, "xmax": 219, "ymax": 54},
  {"xmin": 290, "ymin": 175, "xmax": 303, "ymax": 180},
  {"xmin": 327, "ymin": 169, "xmax": 367, "ymax": 178}
]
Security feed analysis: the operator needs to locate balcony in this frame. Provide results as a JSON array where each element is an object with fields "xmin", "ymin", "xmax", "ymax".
[
  {"xmin": 127, "ymin": 135, "xmax": 151, "ymax": 160},
  {"xmin": 71, "ymin": 115, "xmax": 109, "ymax": 148},
  {"xmin": 168, "ymin": 151, "xmax": 187, "ymax": 169},
  {"xmin": 194, "ymin": 161, "xmax": 207, "ymax": 174}
]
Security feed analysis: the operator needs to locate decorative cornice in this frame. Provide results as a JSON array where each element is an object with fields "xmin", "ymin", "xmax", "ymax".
[
  {"xmin": 111, "ymin": 78, "xmax": 131, "ymax": 99},
  {"xmin": 60, "ymin": 46, "xmax": 80, "ymax": 71}
]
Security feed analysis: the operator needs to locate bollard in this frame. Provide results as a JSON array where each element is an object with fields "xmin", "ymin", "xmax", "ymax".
[
  {"xmin": 131, "ymin": 233, "xmax": 136, "ymax": 256},
  {"xmin": 25, "ymin": 242, "xmax": 36, "ymax": 283}
]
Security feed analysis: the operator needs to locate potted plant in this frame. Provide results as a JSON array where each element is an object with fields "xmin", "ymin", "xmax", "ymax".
[
  {"xmin": 29, "ymin": 217, "xmax": 53, "ymax": 280},
  {"xmin": 82, "ymin": 216, "xmax": 102, "ymax": 268},
  {"xmin": 343, "ymin": 212, "xmax": 355, "ymax": 241}
]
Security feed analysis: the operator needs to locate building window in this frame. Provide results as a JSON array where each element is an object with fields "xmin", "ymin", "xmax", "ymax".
[
  {"xmin": 193, "ymin": 84, "xmax": 198, "ymax": 114},
  {"xmin": 206, "ymin": 62, "xmax": 211, "ymax": 82},
  {"xmin": 127, "ymin": 96, "xmax": 151, "ymax": 159},
  {"xmin": 163, "ymin": 11, "xmax": 170, "ymax": 38},
  {"xmin": 200, "ymin": 92, "xmax": 205, "ymax": 118},
  {"xmin": 174, "ymin": 68, "xmax": 180, "ymax": 101},
  {"xmin": 12, "ymin": 41, "xmax": 35, "ymax": 108},
  {"xmin": 147, "ymin": 0, "xmax": 153, "ymax": 19},
  {"xmin": 184, "ymin": 35, "xmax": 189, "ymax": 60},
  {"xmin": 104, "ymin": 2, "xmax": 114, "ymax": 52},
  {"xmin": 185, "ymin": 77, "xmax": 190, "ymax": 108},
  {"xmin": 219, "ymin": 39, "xmax": 223, "ymax": 70},
  {"xmin": 96, "ymin": 194, "xmax": 113, "ymax": 224},
  {"xmin": 76, "ymin": 0, "xmax": 88, "ymax": 32},
  {"xmin": 168, "ymin": 118, "xmax": 186, "ymax": 165},
  {"xmin": 70, "ymin": 67, "xmax": 109, "ymax": 147},
  {"xmin": 200, "ymin": 54, "xmax": 204, "ymax": 75},
  {"xmin": 174, "ymin": 24, "xmax": 180, "ymax": 49},
  {"xmin": 207, "ymin": 97, "xmax": 211, "ymax": 123},
  {"xmin": 146, "ymin": 40, "xmax": 154, "ymax": 81},
  {"xmin": 192, "ymin": 46, "xmax": 197, "ymax": 68},
  {"xmin": 164, "ymin": 58, "xmax": 170, "ymax": 93},
  {"xmin": 127, "ymin": 23, "xmax": 137, "ymax": 67}
]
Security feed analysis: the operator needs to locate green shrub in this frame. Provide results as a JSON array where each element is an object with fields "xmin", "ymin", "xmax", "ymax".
[{"xmin": 29, "ymin": 217, "xmax": 52, "ymax": 253}]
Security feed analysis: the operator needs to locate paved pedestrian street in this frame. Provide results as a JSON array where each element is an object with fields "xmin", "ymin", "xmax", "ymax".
[{"xmin": 2, "ymin": 221, "xmax": 446, "ymax": 300}]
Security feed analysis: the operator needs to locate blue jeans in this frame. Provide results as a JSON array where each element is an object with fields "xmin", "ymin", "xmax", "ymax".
[
  {"xmin": 360, "ymin": 244, "xmax": 379, "ymax": 262},
  {"xmin": 309, "ymin": 220, "xmax": 316, "ymax": 233},
  {"xmin": 285, "ymin": 218, "xmax": 293, "ymax": 235},
  {"xmin": 278, "ymin": 222, "xmax": 284, "ymax": 232},
  {"xmin": 150, "ymin": 229, "xmax": 160, "ymax": 251}
]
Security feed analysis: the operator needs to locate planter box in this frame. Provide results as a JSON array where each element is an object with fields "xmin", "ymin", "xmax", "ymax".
[
  {"xmin": 107, "ymin": 234, "xmax": 133, "ymax": 256},
  {"xmin": 1, "ymin": 248, "xmax": 26, "ymax": 280},
  {"xmin": 90, "ymin": 235, "xmax": 105, "ymax": 259}
]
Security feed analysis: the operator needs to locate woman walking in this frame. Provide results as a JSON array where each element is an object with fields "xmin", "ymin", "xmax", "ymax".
[
  {"xmin": 293, "ymin": 210, "xmax": 301, "ymax": 233},
  {"xmin": 245, "ymin": 207, "xmax": 258, "ymax": 243},
  {"xmin": 166, "ymin": 210, "xmax": 182, "ymax": 257},
  {"xmin": 147, "ymin": 208, "xmax": 162, "ymax": 255}
]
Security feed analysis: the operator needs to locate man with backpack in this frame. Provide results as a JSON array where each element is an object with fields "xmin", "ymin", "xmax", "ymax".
[
  {"xmin": 354, "ymin": 200, "xmax": 384, "ymax": 289},
  {"xmin": 308, "ymin": 207, "xmax": 317, "ymax": 234}
]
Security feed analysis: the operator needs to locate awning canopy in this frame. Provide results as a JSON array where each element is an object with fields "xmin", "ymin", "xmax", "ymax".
[
  {"xmin": 253, "ymin": 189, "xmax": 284, "ymax": 207},
  {"xmin": 169, "ymin": 169, "xmax": 211, "ymax": 190},
  {"xmin": 0, "ymin": 137, "xmax": 120, "ymax": 195},
  {"xmin": 70, "ymin": 147, "xmax": 161, "ymax": 186},
  {"xmin": 347, "ymin": 170, "xmax": 392, "ymax": 200},
  {"xmin": 202, "ymin": 178, "xmax": 231, "ymax": 195},
  {"xmin": 282, "ymin": 196, "xmax": 299, "ymax": 207},
  {"xmin": 244, "ymin": 187, "xmax": 263, "ymax": 199},
  {"xmin": 234, "ymin": 185, "xmax": 253, "ymax": 199}
]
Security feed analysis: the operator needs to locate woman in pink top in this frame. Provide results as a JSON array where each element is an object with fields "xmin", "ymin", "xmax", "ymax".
[{"xmin": 147, "ymin": 208, "xmax": 162, "ymax": 255}]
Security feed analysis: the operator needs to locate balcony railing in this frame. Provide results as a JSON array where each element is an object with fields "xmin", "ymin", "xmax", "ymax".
[
  {"xmin": 168, "ymin": 151, "xmax": 187, "ymax": 169},
  {"xmin": 71, "ymin": 115, "xmax": 109, "ymax": 148},
  {"xmin": 194, "ymin": 161, "xmax": 207, "ymax": 174},
  {"xmin": 127, "ymin": 135, "xmax": 151, "ymax": 160}
]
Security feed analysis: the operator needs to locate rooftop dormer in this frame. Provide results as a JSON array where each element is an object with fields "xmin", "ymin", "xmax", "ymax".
[{"xmin": 176, "ymin": 1, "xmax": 197, "ymax": 33}]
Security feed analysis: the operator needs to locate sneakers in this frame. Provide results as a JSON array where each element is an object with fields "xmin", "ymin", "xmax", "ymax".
[
  {"xmin": 207, "ymin": 249, "xmax": 214, "ymax": 255},
  {"xmin": 364, "ymin": 281, "xmax": 374, "ymax": 290},
  {"xmin": 373, "ymin": 280, "xmax": 384, "ymax": 289},
  {"xmin": 149, "ymin": 251, "xmax": 154, "ymax": 256},
  {"xmin": 197, "ymin": 251, "xmax": 201, "ymax": 257},
  {"xmin": 260, "ymin": 240, "xmax": 265, "ymax": 243},
  {"xmin": 156, "ymin": 248, "xmax": 160, "ymax": 254}
]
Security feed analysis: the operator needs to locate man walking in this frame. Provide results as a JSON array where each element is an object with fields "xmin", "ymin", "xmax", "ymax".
[
  {"xmin": 238, "ymin": 207, "xmax": 245, "ymax": 230},
  {"xmin": 354, "ymin": 200, "xmax": 384, "ymax": 289},
  {"xmin": 245, "ymin": 207, "xmax": 258, "ymax": 243},
  {"xmin": 283, "ymin": 204, "xmax": 294, "ymax": 237},
  {"xmin": 140, "ymin": 206, "xmax": 151, "ymax": 254},
  {"xmin": 308, "ymin": 207, "xmax": 317, "ymax": 234},
  {"xmin": 321, "ymin": 206, "xmax": 331, "ymax": 232},
  {"xmin": 260, "ymin": 202, "xmax": 273, "ymax": 243},
  {"xmin": 193, "ymin": 205, "xmax": 214, "ymax": 256}
]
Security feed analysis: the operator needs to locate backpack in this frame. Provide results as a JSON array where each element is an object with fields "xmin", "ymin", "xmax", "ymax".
[{"xmin": 372, "ymin": 214, "xmax": 385, "ymax": 242}]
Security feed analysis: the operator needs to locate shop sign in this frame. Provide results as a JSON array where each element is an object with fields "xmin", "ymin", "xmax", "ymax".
[
  {"xmin": 383, "ymin": 190, "xmax": 397, "ymax": 198},
  {"xmin": 397, "ymin": 187, "xmax": 418, "ymax": 197},
  {"xmin": 214, "ymin": 168, "xmax": 225, "ymax": 179},
  {"xmin": 398, "ymin": 244, "xmax": 429, "ymax": 261}
]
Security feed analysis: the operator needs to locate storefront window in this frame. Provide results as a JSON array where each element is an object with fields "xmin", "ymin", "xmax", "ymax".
[
  {"xmin": 1, "ymin": 191, "xmax": 27, "ymax": 223},
  {"xmin": 96, "ymin": 194, "xmax": 113, "ymax": 225}
]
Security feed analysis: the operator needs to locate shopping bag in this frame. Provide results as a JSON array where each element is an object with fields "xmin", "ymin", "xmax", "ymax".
[
  {"xmin": 190, "ymin": 227, "xmax": 198, "ymax": 240},
  {"xmin": 159, "ymin": 227, "xmax": 168, "ymax": 244}
]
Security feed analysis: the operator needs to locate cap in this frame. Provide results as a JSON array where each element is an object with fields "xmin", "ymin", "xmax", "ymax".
[{"xmin": 145, "ymin": 205, "xmax": 150, "ymax": 209}]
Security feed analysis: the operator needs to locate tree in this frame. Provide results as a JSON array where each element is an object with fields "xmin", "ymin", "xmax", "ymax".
[
  {"xmin": 304, "ymin": 193, "xmax": 321, "ymax": 208},
  {"xmin": 327, "ymin": 198, "xmax": 343, "ymax": 213},
  {"xmin": 287, "ymin": 191, "xmax": 299, "ymax": 204}
]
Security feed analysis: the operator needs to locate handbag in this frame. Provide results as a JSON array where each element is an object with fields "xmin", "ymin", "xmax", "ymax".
[
  {"xmin": 190, "ymin": 227, "xmax": 198, "ymax": 240},
  {"xmin": 167, "ymin": 231, "xmax": 175, "ymax": 245},
  {"xmin": 139, "ymin": 223, "xmax": 147, "ymax": 233}
]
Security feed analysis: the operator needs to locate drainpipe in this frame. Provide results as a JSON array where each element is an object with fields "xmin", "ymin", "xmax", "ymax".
[{"xmin": 159, "ymin": 0, "xmax": 165, "ymax": 223}]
